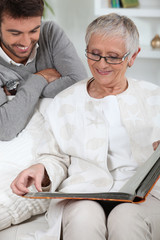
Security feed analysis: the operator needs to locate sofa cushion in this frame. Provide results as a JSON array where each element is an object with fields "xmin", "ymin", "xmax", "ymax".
[
  {"xmin": 0, "ymin": 214, "xmax": 48, "ymax": 240},
  {"xmin": 0, "ymin": 98, "xmax": 53, "ymax": 230}
]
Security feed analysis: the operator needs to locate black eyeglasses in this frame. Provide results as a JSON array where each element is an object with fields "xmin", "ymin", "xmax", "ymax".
[{"xmin": 85, "ymin": 50, "xmax": 130, "ymax": 65}]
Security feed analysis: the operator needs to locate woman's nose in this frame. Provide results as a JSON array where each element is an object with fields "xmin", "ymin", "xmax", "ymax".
[{"xmin": 97, "ymin": 57, "xmax": 110, "ymax": 67}]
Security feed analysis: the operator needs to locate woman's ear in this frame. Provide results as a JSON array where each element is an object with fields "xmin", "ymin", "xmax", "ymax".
[{"xmin": 128, "ymin": 47, "xmax": 141, "ymax": 67}]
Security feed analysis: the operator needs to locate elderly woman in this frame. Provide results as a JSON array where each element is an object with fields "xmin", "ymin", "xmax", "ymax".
[{"xmin": 11, "ymin": 13, "xmax": 160, "ymax": 240}]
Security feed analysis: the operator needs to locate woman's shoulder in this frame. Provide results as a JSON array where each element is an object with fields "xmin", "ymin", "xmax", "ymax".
[
  {"xmin": 45, "ymin": 79, "xmax": 89, "ymax": 120},
  {"xmin": 128, "ymin": 78, "xmax": 160, "ymax": 93},
  {"xmin": 54, "ymin": 78, "xmax": 89, "ymax": 101}
]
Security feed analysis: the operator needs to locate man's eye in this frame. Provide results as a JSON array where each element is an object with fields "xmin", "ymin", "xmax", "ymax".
[
  {"xmin": 12, "ymin": 33, "xmax": 20, "ymax": 36},
  {"xmin": 31, "ymin": 30, "xmax": 38, "ymax": 33}
]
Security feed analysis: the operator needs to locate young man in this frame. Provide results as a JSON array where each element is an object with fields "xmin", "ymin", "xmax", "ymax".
[{"xmin": 0, "ymin": 0, "xmax": 87, "ymax": 141}]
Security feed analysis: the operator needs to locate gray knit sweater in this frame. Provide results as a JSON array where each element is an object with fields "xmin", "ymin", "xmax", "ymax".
[{"xmin": 0, "ymin": 21, "xmax": 87, "ymax": 140}]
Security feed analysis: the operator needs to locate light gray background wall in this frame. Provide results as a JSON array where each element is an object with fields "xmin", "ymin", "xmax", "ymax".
[{"xmin": 45, "ymin": 0, "xmax": 160, "ymax": 86}]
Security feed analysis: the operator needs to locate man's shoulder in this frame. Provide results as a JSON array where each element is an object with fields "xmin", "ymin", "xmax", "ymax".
[
  {"xmin": 39, "ymin": 20, "xmax": 66, "ymax": 47},
  {"xmin": 41, "ymin": 20, "xmax": 55, "ymax": 27},
  {"xmin": 40, "ymin": 20, "xmax": 61, "ymax": 34}
]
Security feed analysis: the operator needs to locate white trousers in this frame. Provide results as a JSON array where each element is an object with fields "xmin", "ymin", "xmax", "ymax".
[{"xmin": 62, "ymin": 195, "xmax": 160, "ymax": 240}]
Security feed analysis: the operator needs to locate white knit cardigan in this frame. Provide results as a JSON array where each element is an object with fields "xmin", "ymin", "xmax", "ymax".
[{"xmin": 28, "ymin": 78, "xmax": 160, "ymax": 240}]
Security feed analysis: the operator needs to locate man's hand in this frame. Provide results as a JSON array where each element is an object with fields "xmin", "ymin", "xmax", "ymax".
[
  {"xmin": 36, "ymin": 68, "xmax": 61, "ymax": 83},
  {"xmin": 3, "ymin": 86, "xmax": 11, "ymax": 96},
  {"xmin": 153, "ymin": 140, "xmax": 160, "ymax": 151},
  {"xmin": 11, "ymin": 163, "xmax": 45, "ymax": 196}
]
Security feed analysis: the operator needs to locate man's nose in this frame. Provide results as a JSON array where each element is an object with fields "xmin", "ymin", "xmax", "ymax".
[{"xmin": 19, "ymin": 34, "xmax": 31, "ymax": 46}]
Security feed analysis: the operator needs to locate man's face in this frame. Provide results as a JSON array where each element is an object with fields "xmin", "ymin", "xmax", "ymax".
[{"xmin": 0, "ymin": 15, "xmax": 41, "ymax": 64}]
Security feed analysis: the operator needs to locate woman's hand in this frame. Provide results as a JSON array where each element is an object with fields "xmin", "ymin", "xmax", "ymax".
[
  {"xmin": 152, "ymin": 140, "xmax": 160, "ymax": 151},
  {"xmin": 10, "ymin": 163, "xmax": 45, "ymax": 196}
]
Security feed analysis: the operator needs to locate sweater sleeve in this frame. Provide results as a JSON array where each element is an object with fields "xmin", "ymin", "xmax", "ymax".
[
  {"xmin": 39, "ymin": 21, "xmax": 88, "ymax": 98},
  {"xmin": 0, "ymin": 74, "xmax": 47, "ymax": 141},
  {"xmin": 35, "ymin": 104, "xmax": 70, "ymax": 192}
]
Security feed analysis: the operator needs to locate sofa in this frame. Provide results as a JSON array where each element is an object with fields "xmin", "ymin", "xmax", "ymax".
[
  {"xmin": 0, "ymin": 98, "xmax": 52, "ymax": 239},
  {"xmin": 0, "ymin": 214, "xmax": 48, "ymax": 239}
]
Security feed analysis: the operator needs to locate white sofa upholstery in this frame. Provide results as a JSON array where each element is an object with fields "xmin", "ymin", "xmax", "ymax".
[
  {"xmin": 0, "ymin": 99, "xmax": 52, "ymax": 235},
  {"xmin": 0, "ymin": 213, "xmax": 47, "ymax": 239}
]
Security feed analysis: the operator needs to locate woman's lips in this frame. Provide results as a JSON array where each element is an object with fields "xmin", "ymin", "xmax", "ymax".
[{"xmin": 97, "ymin": 68, "xmax": 112, "ymax": 75}]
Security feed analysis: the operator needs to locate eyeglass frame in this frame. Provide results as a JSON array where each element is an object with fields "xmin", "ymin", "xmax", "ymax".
[{"xmin": 85, "ymin": 49, "xmax": 130, "ymax": 65}]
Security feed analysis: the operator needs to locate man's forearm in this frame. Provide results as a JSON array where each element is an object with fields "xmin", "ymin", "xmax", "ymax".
[{"xmin": 0, "ymin": 75, "xmax": 47, "ymax": 141}]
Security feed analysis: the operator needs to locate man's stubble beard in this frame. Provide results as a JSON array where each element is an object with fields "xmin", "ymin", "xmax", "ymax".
[{"xmin": 0, "ymin": 30, "xmax": 37, "ymax": 62}]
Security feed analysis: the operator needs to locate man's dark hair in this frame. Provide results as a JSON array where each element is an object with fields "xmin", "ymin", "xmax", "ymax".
[{"xmin": 0, "ymin": 0, "xmax": 44, "ymax": 23}]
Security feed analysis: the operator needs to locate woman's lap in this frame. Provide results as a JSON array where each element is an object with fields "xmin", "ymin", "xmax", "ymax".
[{"xmin": 61, "ymin": 195, "xmax": 160, "ymax": 240}]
